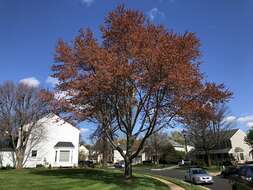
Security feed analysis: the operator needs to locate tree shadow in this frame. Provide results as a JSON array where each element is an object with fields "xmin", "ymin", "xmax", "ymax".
[{"xmin": 30, "ymin": 168, "xmax": 166, "ymax": 189}]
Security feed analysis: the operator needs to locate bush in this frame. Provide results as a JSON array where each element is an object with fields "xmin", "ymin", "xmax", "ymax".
[
  {"xmin": 36, "ymin": 164, "xmax": 45, "ymax": 168},
  {"xmin": 1, "ymin": 164, "xmax": 14, "ymax": 170},
  {"xmin": 142, "ymin": 160, "xmax": 152, "ymax": 165}
]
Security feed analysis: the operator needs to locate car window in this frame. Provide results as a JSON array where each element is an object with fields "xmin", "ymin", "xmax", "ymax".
[
  {"xmin": 239, "ymin": 167, "xmax": 247, "ymax": 176},
  {"xmin": 246, "ymin": 168, "xmax": 253, "ymax": 177},
  {"xmin": 192, "ymin": 169, "xmax": 207, "ymax": 174}
]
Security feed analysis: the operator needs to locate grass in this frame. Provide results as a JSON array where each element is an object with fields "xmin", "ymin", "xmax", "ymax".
[
  {"xmin": 153, "ymin": 175, "xmax": 208, "ymax": 190},
  {"xmin": 202, "ymin": 165, "xmax": 221, "ymax": 173},
  {"xmin": 133, "ymin": 163, "xmax": 174, "ymax": 169},
  {"xmin": 0, "ymin": 168, "xmax": 170, "ymax": 190}
]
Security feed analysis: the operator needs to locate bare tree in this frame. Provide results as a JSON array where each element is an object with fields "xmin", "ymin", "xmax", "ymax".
[
  {"xmin": 90, "ymin": 126, "xmax": 114, "ymax": 166},
  {"xmin": 0, "ymin": 81, "xmax": 51, "ymax": 168},
  {"xmin": 144, "ymin": 132, "xmax": 169, "ymax": 164},
  {"xmin": 169, "ymin": 131, "xmax": 185, "ymax": 145},
  {"xmin": 185, "ymin": 104, "xmax": 234, "ymax": 166}
]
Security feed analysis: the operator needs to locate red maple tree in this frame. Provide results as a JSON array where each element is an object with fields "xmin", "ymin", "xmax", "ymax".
[{"xmin": 51, "ymin": 6, "xmax": 232, "ymax": 178}]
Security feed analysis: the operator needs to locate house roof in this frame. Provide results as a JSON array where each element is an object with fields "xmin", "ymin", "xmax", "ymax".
[
  {"xmin": 39, "ymin": 113, "xmax": 80, "ymax": 132},
  {"xmin": 0, "ymin": 138, "xmax": 14, "ymax": 152},
  {"xmin": 54, "ymin": 142, "xmax": 74, "ymax": 148},
  {"xmin": 224, "ymin": 129, "xmax": 239, "ymax": 139},
  {"xmin": 169, "ymin": 140, "xmax": 184, "ymax": 147}
]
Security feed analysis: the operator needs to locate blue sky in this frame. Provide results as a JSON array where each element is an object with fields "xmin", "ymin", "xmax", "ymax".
[{"xmin": 1, "ymin": 0, "xmax": 253, "ymax": 139}]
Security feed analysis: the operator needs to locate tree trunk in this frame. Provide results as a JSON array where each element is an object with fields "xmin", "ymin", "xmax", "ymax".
[
  {"xmin": 16, "ymin": 150, "xmax": 24, "ymax": 169},
  {"xmin": 155, "ymin": 154, "xmax": 159, "ymax": 165},
  {"xmin": 16, "ymin": 156, "xmax": 23, "ymax": 169},
  {"xmin": 205, "ymin": 151, "xmax": 212, "ymax": 167},
  {"xmin": 102, "ymin": 151, "xmax": 106, "ymax": 167},
  {"xmin": 124, "ymin": 159, "xmax": 132, "ymax": 179}
]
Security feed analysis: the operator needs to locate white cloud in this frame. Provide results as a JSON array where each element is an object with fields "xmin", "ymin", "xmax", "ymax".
[
  {"xmin": 224, "ymin": 115, "xmax": 253, "ymax": 128},
  {"xmin": 81, "ymin": 0, "xmax": 94, "ymax": 6},
  {"xmin": 237, "ymin": 115, "xmax": 253, "ymax": 123},
  {"xmin": 223, "ymin": 116, "xmax": 237, "ymax": 124},
  {"xmin": 147, "ymin": 8, "xmax": 165, "ymax": 21},
  {"xmin": 46, "ymin": 76, "xmax": 59, "ymax": 87},
  {"xmin": 19, "ymin": 77, "xmax": 40, "ymax": 87},
  {"xmin": 54, "ymin": 91, "xmax": 68, "ymax": 100},
  {"xmin": 80, "ymin": 128, "xmax": 89, "ymax": 134},
  {"xmin": 246, "ymin": 122, "xmax": 253, "ymax": 128}
]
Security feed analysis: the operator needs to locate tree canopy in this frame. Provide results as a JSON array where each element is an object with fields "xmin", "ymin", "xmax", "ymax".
[{"xmin": 50, "ymin": 5, "xmax": 232, "ymax": 178}]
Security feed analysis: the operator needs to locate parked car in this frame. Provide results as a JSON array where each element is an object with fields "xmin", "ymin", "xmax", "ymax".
[
  {"xmin": 114, "ymin": 161, "xmax": 125, "ymax": 168},
  {"xmin": 230, "ymin": 165, "xmax": 253, "ymax": 190},
  {"xmin": 185, "ymin": 168, "xmax": 213, "ymax": 184},
  {"xmin": 221, "ymin": 166, "xmax": 239, "ymax": 178}
]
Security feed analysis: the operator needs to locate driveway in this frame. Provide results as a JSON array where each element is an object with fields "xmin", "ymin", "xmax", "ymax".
[{"xmin": 134, "ymin": 168, "xmax": 232, "ymax": 190}]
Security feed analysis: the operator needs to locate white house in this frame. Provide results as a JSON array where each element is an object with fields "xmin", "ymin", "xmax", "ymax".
[
  {"xmin": 0, "ymin": 114, "xmax": 80, "ymax": 168},
  {"xmin": 112, "ymin": 140, "xmax": 194, "ymax": 164},
  {"xmin": 169, "ymin": 140, "xmax": 194, "ymax": 153},
  {"xmin": 113, "ymin": 149, "xmax": 143, "ymax": 165},
  {"xmin": 193, "ymin": 129, "xmax": 253, "ymax": 164},
  {"xmin": 79, "ymin": 144, "xmax": 90, "ymax": 161}
]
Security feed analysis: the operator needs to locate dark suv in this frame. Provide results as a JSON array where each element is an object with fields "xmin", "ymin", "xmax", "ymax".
[{"xmin": 231, "ymin": 165, "xmax": 253, "ymax": 190}]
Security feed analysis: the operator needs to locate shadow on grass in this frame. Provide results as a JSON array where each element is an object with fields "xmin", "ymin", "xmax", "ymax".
[{"xmin": 30, "ymin": 168, "xmax": 167, "ymax": 189}]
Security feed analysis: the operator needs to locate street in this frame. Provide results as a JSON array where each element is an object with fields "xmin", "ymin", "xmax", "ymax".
[{"xmin": 134, "ymin": 168, "xmax": 232, "ymax": 190}]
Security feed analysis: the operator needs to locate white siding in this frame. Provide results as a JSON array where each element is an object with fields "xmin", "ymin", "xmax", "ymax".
[
  {"xmin": 229, "ymin": 129, "xmax": 253, "ymax": 163},
  {"xmin": 0, "ymin": 151, "xmax": 15, "ymax": 167},
  {"xmin": 0, "ymin": 114, "xmax": 80, "ymax": 168},
  {"xmin": 113, "ymin": 150, "xmax": 125, "ymax": 163}
]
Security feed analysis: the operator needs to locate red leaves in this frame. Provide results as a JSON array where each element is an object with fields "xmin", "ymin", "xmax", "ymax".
[{"xmin": 51, "ymin": 5, "xmax": 232, "ymax": 126}]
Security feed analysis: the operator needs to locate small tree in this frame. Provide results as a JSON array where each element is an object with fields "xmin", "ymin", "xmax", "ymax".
[
  {"xmin": 245, "ymin": 130, "xmax": 253, "ymax": 157},
  {"xmin": 184, "ymin": 104, "xmax": 233, "ymax": 166},
  {"xmin": 144, "ymin": 132, "xmax": 168, "ymax": 164},
  {"xmin": 0, "ymin": 81, "xmax": 51, "ymax": 168},
  {"xmin": 51, "ymin": 6, "xmax": 231, "ymax": 178},
  {"xmin": 169, "ymin": 131, "xmax": 185, "ymax": 145},
  {"xmin": 90, "ymin": 126, "xmax": 114, "ymax": 166}
]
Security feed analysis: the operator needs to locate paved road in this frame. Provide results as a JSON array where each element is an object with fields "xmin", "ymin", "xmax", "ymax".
[{"xmin": 134, "ymin": 168, "xmax": 232, "ymax": 190}]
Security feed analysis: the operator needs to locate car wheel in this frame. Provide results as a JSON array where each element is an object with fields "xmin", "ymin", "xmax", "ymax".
[
  {"xmin": 192, "ymin": 178, "xmax": 197, "ymax": 184},
  {"xmin": 232, "ymin": 183, "xmax": 237, "ymax": 190}
]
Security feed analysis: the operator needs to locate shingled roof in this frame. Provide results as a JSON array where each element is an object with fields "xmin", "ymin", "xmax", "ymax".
[
  {"xmin": 224, "ymin": 129, "xmax": 239, "ymax": 139},
  {"xmin": 0, "ymin": 138, "xmax": 14, "ymax": 151},
  {"xmin": 54, "ymin": 142, "xmax": 74, "ymax": 148}
]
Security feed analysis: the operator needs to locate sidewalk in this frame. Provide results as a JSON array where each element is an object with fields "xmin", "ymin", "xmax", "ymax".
[
  {"xmin": 209, "ymin": 171, "xmax": 220, "ymax": 176},
  {"xmin": 146, "ymin": 175, "xmax": 185, "ymax": 190},
  {"xmin": 151, "ymin": 165, "xmax": 179, "ymax": 171}
]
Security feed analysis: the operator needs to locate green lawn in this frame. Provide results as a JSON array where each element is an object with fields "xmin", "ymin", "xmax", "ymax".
[
  {"xmin": 153, "ymin": 175, "xmax": 207, "ymax": 190},
  {"xmin": 0, "ymin": 168, "xmax": 169, "ymax": 190},
  {"xmin": 133, "ymin": 163, "xmax": 174, "ymax": 169}
]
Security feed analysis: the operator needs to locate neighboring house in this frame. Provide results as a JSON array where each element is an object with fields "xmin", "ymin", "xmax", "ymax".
[
  {"xmin": 192, "ymin": 129, "xmax": 253, "ymax": 164},
  {"xmin": 0, "ymin": 139, "xmax": 15, "ymax": 167},
  {"xmin": 169, "ymin": 140, "xmax": 194, "ymax": 153},
  {"xmin": 0, "ymin": 114, "xmax": 80, "ymax": 168},
  {"xmin": 113, "ymin": 140, "xmax": 194, "ymax": 164},
  {"xmin": 113, "ymin": 149, "xmax": 144, "ymax": 165},
  {"xmin": 79, "ymin": 144, "xmax": 90, "ymax": 161},
  {"xmin": 112, "ymin": 144, "xmax": 143, "ymax": 164}
]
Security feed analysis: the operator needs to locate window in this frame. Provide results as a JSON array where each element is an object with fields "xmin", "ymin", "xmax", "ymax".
[
  {"xmin": 55, "ymin": 151, "xmax": 57, "ymax": 162},
  {"xmin": 31, "ymin": 150, "xmax": 37, "ymax": 157},
  {"xmin": 59, "ymin": 150, "xmax": 70, "ymax": 162},
  {"xmin": 240, "ymin": 153, "xmax": 244, "ymax": 160}
]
